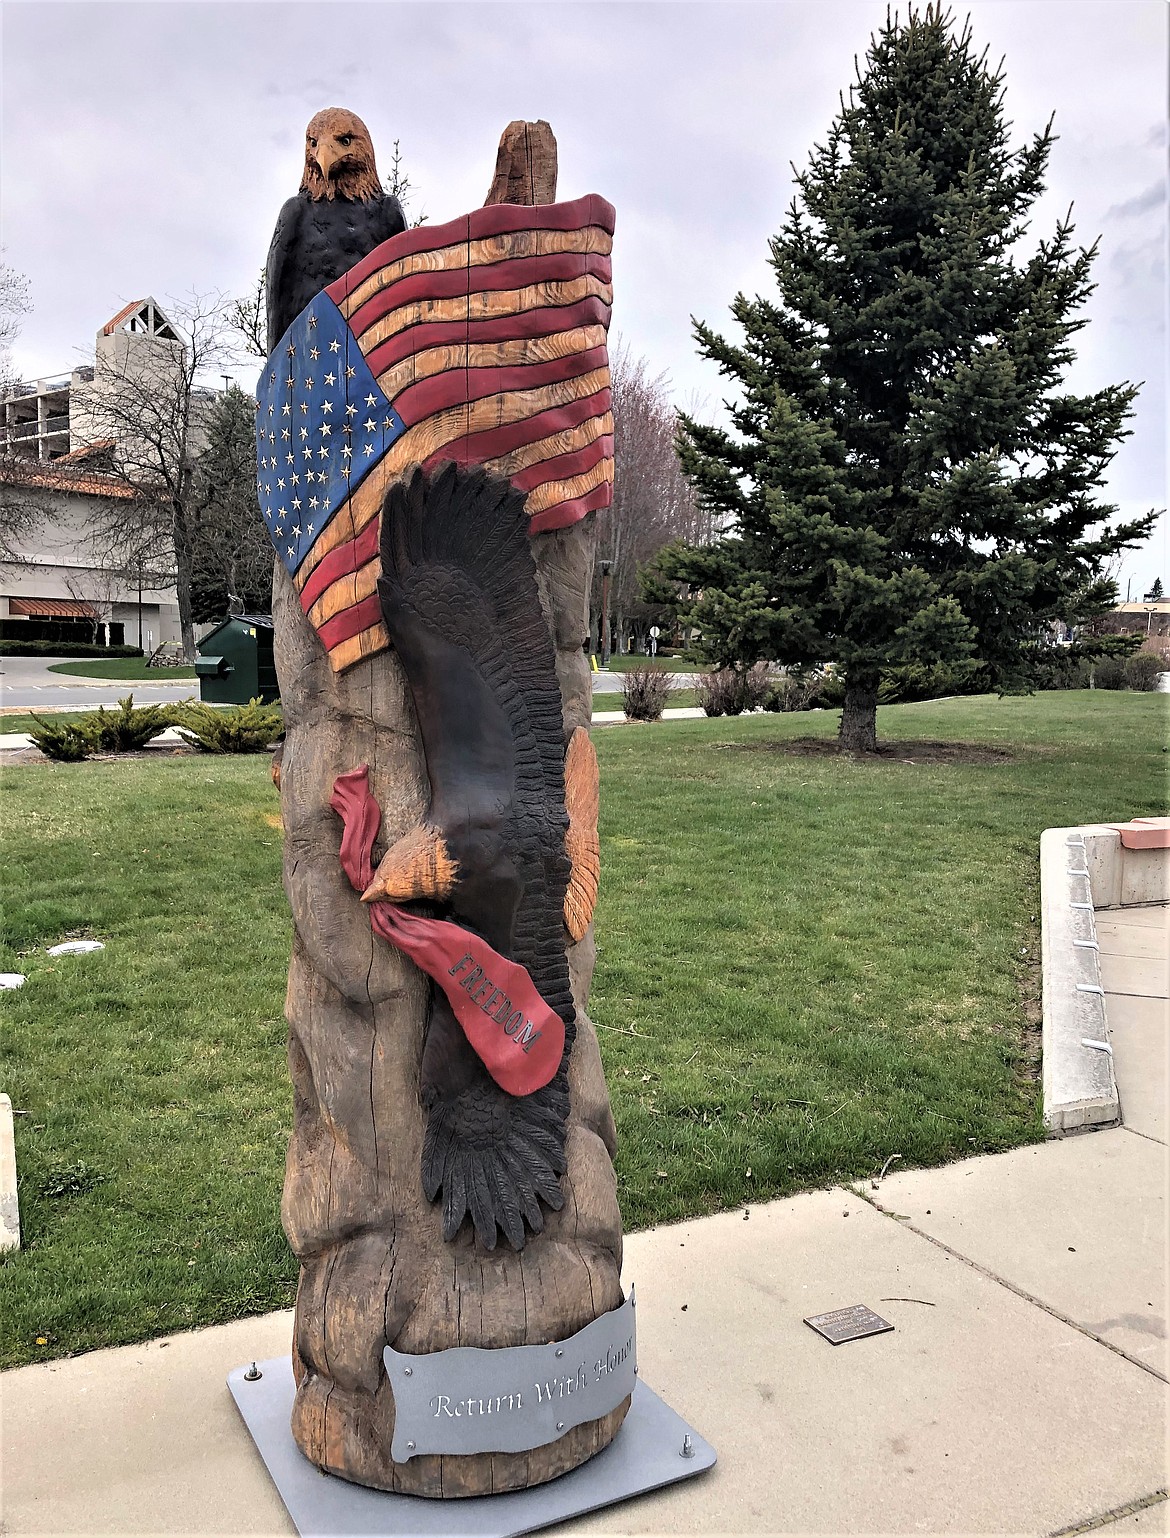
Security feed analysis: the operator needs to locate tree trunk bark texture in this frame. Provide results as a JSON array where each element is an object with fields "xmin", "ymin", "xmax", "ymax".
[
  {"xmin": 839, "ymin": 675, "xmax": 879, "ymax": 753},
  {"xmin": 273, "ymin": 124, "xmax": 627, "ymax": 1499}
]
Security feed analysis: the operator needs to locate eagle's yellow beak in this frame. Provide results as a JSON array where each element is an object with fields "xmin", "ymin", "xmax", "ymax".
[{"xmin": 314, "ymin": 141, "xmax": 340, "ymax": 181}]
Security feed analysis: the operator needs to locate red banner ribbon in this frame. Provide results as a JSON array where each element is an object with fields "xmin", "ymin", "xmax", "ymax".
[{"xmin": 330, "ymin": 766, "xmax": 565, "ymax": 1097}]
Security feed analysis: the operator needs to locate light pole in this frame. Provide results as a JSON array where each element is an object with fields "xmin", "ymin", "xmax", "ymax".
[{"xmin": 599, "ymin": 560, "xmax": 612, "ymax": 669}]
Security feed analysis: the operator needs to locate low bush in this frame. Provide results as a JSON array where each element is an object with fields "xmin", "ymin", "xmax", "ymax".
[
  {"xmin": 1093, "ymin": 656, "xmax": 1129, "ymax": 690},
  {"xmin": 0, "ymin": 641, "xmax": 143, "ymax": 658},
  {"xmin": 175, "ymin": 698, "xmax": 283, "ymax": 754},
  {"xmin": 696, "ymin": 664, "xmax": 772, "ymax": 717},
  {"xmin": 1125, "ymin": 652, "xmax": 1164, "ymax": 692},
  {"xmin": 28, "ymin": 717, "xmax": 92, "ymax": 761},
  {"xmin": 621, "ymin": 667, "xmax": 674, "ymax": 722},
  {"xmin": 764, "ymin": 671, "xmax": 818, "ymax": 712},
  {"xmin": 83, "ymin": 695, "xmax": 173, "ymax": 752}
]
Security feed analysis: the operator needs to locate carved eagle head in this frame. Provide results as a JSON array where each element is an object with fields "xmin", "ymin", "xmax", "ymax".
[{"xmin": 300, "ymin": 108, "xmax": 382, "ymax": 202}]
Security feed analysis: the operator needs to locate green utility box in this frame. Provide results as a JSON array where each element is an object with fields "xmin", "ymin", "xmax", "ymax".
[{"xmin": 195, "ymin": 614, "xmax": 279, "ymax": 705}]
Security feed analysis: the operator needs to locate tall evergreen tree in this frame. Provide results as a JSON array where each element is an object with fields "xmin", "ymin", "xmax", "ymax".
[
  {"xmin": 646, "ymin": 5, "xmax": 1156, "ymax": 750},
  {"xmin": 189, "ymin": 385, "xmax": 272, "ymax": 622}
]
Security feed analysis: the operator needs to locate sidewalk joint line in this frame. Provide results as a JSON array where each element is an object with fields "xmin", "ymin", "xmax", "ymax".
[
  {"xmin": 1048, "ymin": 1487, "xmax": 1167, "ymax": 1536},
  {"xmin": 1118, "ymin": 1124, "xmax": 1168, "ymax": 1148},
  {"xmin": 851, "ymin": 1186, "xmax": 1169, "ymax": 1385}
]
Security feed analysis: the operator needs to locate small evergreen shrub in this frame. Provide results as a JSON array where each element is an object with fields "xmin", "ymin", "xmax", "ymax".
[
  {"xmin": 83, "ymin": 695, "xmax": 172, "ymax": 752},
  {"xmin": 176, "ymin": 698, "xmax": 283, "ymax": 753},
  {"xmin": 28, "ymin": 717, "xmax": 92, "ymax": 761},
  {"xmin": 1093, "ymin": 657, "xmax": 1129, "ymax": 690},
  {"xmin": 1125, "ymin": 652, "xmax": 1164, "ymax": 692},
  {"xmin": 621, "ymin": 667, "xmax": 674, "ymax": 721}
]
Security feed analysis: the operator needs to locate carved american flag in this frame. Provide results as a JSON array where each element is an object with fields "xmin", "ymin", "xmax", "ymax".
[{"xmin": 256, "ymin": 194, "xmax": 615, "ymax": 672}]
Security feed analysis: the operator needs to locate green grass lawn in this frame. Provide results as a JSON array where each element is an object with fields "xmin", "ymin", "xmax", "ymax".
[
  {"xmin": 2, "ymin": 711, "xmax": 95, "ymax": 736},
  {"xmin": 596, "ymin": 688, "xmax": 699, "ymax": 712},
  {"xmin": 47, "ymin": 658, "xmax": 196, "ymax": 681},
  {"xmin": 0, "ymin": 690, "xmax": 1164, "ymax": 1366},
  {"xmin": 601, "ymin": 655, "xmax": 705, "ymax": 673}
]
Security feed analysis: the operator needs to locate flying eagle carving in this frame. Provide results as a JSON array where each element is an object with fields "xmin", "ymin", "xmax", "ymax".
[
  {"xmin": 265, "ymin": 108, "xmax": 406, "ymax": 352},
  {"xmin": 262, "ymin": 113, "xmax": 611, "ymax": 1250}
]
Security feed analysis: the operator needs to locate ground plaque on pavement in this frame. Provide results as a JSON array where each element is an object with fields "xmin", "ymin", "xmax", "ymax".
[{"xmin": 804, "ymin": 1304, "xmax": 894, "ymax": 1344}]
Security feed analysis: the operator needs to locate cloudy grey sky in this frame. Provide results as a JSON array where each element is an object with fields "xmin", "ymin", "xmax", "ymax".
[{"xmin": 4, "ymin": 0, "xmax": 1166, "ymax": 595}]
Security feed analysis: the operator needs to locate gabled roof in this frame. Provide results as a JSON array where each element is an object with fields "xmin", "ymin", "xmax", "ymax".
[
  {"xmin": 100, "ymin": 297, "xmax": 179, "ymax": 342},
  {"xmin": 102, "ymin": 300, "xmax": 146, "ymax": 335}
]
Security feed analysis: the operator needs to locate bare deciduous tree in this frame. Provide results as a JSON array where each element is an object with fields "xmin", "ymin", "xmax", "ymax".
[
  {"xmin": 0, "ymin": 254, "xmax": 32, "ymax": 391},
  {"xmin": 590, "ymin": 342, "xmax": 707, "ymax": 654},
  {"xmin": 82, "ymin": 290, "xmax": 236, "ymax": 659}
]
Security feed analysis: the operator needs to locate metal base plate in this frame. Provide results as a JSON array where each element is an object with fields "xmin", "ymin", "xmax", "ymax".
[{"xmin": 229, "ymin": 1357, "xmax": 715, "ymax": 1537}]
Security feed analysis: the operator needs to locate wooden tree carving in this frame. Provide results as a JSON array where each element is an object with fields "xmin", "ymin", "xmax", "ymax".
[{"xmin": 268, "ymin": 116, "xmax": 624, "ymax": 1495}]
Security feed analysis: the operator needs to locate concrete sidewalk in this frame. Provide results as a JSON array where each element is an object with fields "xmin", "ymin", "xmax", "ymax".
[{"xmin": 4, "ymin": 918, "xmax": 1166, "ymax": 1536}]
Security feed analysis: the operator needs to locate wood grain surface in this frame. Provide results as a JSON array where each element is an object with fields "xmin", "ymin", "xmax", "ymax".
[{"xmin": 276, "ymin": 119, "xmax": 626, "ymax": 1497}]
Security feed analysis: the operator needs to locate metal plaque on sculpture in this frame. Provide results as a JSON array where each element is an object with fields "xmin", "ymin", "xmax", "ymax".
[{"xmin": 384, "ymin": 1291, "xmax": 636, "ymax": 1461}]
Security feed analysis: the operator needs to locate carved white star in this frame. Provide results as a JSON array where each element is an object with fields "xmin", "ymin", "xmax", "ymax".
[
  {"xmin": 321, "ymin": 399, "xmax": 333, "ymax": 414},
  {"xmin": 282, "ymin": 403, "xmax": 291, "ymax": 416},
  {"xmin": 341, "ymin": 443, "xmax": 352, "ymax": 458},
  {"xmin": 382, "ymin": 416, "xmax": 395, "ymax": 431},
  {"xmin": 309, "ymin": 496, "xmax": 320, "ymax": 510},
  {"xmin": 307, "ymin": 523, "xmax": 315, "ymax": 534},
  {"xmin": 320, "ymin": 423, "xmax": 331, "ymax": 436},
  {"xmin": 363, "ymin": 443, "xmax": 375, "ymax": 456},
  {"xmin": 345, "ymin": 365, "xmax": 356, "ymax": 379},
  {"xmin": 286, "ymin": 343, "xmax": 296, "ymax": 357},
  {"xmin": 292, "ymin": 524, "xmax": 301, "ymax": 537},
  {"xmin": 307, "ymin": 313, "xmax": 317, "ymax": 328},
  {"xmin": 363, "ymin": 417, "xmax": 376, "ymax": 431},
  {"xmin": 329, "ymin": 339, "xmax": 340, "ymax": 352},
  {"xmin": 325, "ymin": 371, "xmax": 336, "ymax": 387},
  {"xmin": 318, "ymin": 446, "xmax": 329, "ymax": 459},
  {"xmin": 299, "ymin": 402, "xmax": 308, "ymax": 414},
  {"xmin": 303, "ymin": 446, "xmax": 314, "ymax": 459},
  {"xmin": 309, "ymin": 345, "xmax": 320, "ymax": 361},
  {"xmin": 287, "ymin": 546, "xmax": 295, "ymax": 557},
  {"xmin": 277, "ymin": 478, "xmax": 286, "ymax": 490},
  {"xmin": 290, "ymin": 473, "xmax": 299, "ymax": 485},
  {"xmin": 286, "ymin": 453, "xmax": 294, "ymax": 465},
  {"xmin": 281, "ymin": 428, "xmax": 290, "ymax": 441},
  {"xmin": 292, "ymin": 496, "xmax": 301, "ymax": 509}
]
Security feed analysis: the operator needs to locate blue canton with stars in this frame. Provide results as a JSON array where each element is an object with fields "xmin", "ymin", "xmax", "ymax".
[{"xmin": 256, "ymin": 296, "xmax": 405, "ymax": 577}]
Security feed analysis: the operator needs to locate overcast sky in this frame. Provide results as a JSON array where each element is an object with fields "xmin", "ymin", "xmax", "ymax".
[{"xmin": 4, "ymin": 0, "xmax": 1166, "ymax": 596}]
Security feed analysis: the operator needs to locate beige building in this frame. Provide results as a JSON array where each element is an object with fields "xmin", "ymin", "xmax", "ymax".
[{"xmin": 0, "ymin": 299, "xmax": 197, "ymax": 649}]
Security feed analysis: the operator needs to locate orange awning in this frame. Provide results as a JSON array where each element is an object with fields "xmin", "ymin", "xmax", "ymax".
[{"xmin": 8, "ymin": 597, "xmax": 97, "ymax": 618}]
